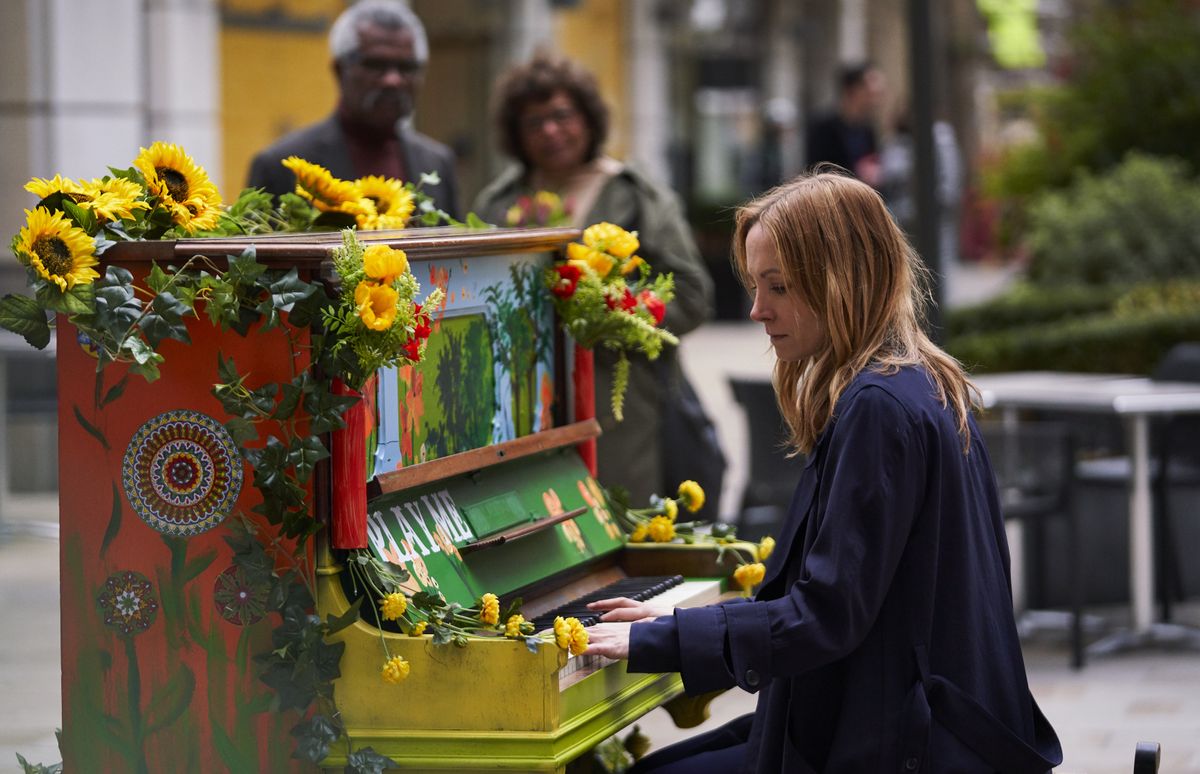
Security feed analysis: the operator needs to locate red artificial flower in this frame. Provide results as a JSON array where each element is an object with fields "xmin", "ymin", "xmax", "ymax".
[
  {"xmin": 605, "ymin": 287, "xmax": 637, "ymax": 313},
  {"xmin": 638, "ymin": 290, "xmax": 666, "ymax": 325},
  {"xmin": 403, "ymin": 338, "xmax": 422, "ymax": 361},
  {"xmin": 412, "ymin": 303, "xmax": 432, "ymax": 339},
  {"xmin": 552, "ymin": 263, "xmax": 582, "ymax": 298}
]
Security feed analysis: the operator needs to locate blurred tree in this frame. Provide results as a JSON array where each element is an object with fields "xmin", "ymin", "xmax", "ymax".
[{"xmin": 986, "ymin": 0, "xmax": 1200, "ymax": 214}]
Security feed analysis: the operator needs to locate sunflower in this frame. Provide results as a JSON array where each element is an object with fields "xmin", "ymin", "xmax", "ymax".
[
  {"xmin": 281, "ymin": 157, "xmax": 367, "ymax": 217},
  {"xmin": 133, "ymin": 142, "xmax": 222, "ymax": 233},
  {"xmin": 78, "ymin": 177, "xmax": 149, "ymax": 223},
  {"xmin": 15, "ymin": 208, "xmax": 99, "ymax": 291},
  {"xmin": 356, "ymin": 175, "xmax": 415, "ymax": 230},
  {"xmin": 24, "ymin": 174, "xmax": 86, "ymax": 201}
]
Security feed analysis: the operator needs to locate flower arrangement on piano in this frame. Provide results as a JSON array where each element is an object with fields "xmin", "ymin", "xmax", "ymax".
[
  {"xmin": 609, "ymin": 480, "xmax": 773, "ymax": 592},
  {"xmin": 546, "ymin": 222, "xmax": 677, "ymax": 420},
  {"xmin": 348, "ymin": 555, "xmax": 588, "ymax": 687},
  {"xmin": 322, "ymin": 230, "xmax": 443, "ymax": 390},
  {"xmin": 505, "ymin": 189, "xmax": 572, "ymax": 227},
  {"xmin": 1, "ymin": 142, "xmax": 463, "ymax": 773}
]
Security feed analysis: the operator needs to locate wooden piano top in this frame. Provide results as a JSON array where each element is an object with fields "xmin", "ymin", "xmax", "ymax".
[{"xmin": 98, "ymin": 225, "xmax": 580, "ymax": 266}]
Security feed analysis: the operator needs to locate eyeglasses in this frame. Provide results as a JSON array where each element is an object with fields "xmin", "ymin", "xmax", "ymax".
[
  {"xmin": 348, "ymin": 55, "xmax": 423, "ymax": 77},
  {"xmin": 519, "ymin": 106, "xmax": 581, "ymax": 133}
]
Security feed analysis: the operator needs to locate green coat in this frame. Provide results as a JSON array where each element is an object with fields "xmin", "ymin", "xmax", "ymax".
[{"xmin": 473, "ymin": 164, "xmax": 715, "ymax": 504}]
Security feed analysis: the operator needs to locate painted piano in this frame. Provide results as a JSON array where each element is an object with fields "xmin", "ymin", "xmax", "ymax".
[{"xmin": 56, "ymin": 226, "xmax": 748, "ymax": 773}]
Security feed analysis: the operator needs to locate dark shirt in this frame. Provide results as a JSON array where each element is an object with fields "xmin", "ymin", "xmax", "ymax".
[
  {"xmin": 805, "ymin": 113, "xmax": 877, "ymax": 177},
  {"xmin": 337, "ymin": 107, "xmax": 406, "ymax": 182}
]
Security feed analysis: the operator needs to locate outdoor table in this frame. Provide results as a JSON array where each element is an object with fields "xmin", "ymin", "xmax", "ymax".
[{"xmin": 972, "ymin": 371, "xmax": 1200, "ymax": 655}]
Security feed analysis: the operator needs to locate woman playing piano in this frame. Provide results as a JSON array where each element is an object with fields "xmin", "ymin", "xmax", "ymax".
[{"xmin": 585, "ymin": 170, "xmax": 1063, "ymax": 773}]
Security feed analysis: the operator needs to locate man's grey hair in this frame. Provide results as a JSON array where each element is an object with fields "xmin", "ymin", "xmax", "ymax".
[{"xmin": 329, "ymin": 0, "xmax": 429, "ymax": 64}]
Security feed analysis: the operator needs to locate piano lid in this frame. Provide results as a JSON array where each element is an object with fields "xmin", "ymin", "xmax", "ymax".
[{"xmin": 362, "ymin": 420, "xmax": 625, "ymax": 608}]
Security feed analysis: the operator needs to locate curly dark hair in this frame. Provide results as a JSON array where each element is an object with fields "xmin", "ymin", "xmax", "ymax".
[{"xmin": 491, "ymin": 52, "xmax": 610, "ymax": 169}]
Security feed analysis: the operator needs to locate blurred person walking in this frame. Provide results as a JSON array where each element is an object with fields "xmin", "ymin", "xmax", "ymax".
[{"xmin": 805, "ymin": 63, "xmax": 886, "ymax": 187}]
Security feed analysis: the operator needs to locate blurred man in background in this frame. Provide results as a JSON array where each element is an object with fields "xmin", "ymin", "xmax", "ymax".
[{"xmin": 247, "ymin": 0, "xmax": 459, "ymax": 216}]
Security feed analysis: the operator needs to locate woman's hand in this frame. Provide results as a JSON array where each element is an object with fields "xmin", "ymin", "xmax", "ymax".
[
  {"xmin": 584, "ymin": 621, "xmax": 633, "ymax": 660},
  {"xmin": 587, "ymin": 596, "xmax": 672, "ymax": 622}
]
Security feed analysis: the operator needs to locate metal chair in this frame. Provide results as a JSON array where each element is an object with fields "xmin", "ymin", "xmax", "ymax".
[
  {"xmin": 978, "ymin": 419, "xmax": 1085, "ymax": 667},
  {"xmin": 1134, "ymin": 741, "xmax": 1161, "ymax": 774},
  {"xmin": 728, "ymin": 376, "xmax": 803, "ymax": 542}
]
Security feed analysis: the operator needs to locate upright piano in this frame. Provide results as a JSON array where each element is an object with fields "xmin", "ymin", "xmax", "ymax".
[{"xmin": 55, "ymin": 226, "xmax": 752, "ymax": 773}]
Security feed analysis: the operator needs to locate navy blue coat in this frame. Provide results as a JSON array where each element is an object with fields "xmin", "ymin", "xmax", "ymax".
[{"xmin": 629, "ymin": 366, "xmax": 1062, "ymax": 773}]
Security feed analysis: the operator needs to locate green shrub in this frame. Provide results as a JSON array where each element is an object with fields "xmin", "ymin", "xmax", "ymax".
[
  {"xmin": 946, "ymin": 279, "xmax": 1200, "ymax": 374},
  {"xmin": 1025, "ymin": 153, "xmax": 1200, "ymax": 285},
  {"xmin": 944, "ymin": 281, "xmax": 1121, "ymax": 339}
]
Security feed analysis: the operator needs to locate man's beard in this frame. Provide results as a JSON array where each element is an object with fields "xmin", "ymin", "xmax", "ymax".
[{"xmin": 362, "ymin": 87, "xmax": 413, "ymax": 123}]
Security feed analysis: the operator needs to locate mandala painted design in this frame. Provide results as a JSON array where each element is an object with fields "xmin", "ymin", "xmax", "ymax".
[
  {"xmin": 212, "ymin": 565, "xmax": 268, "ymax": 626},
  {"xmin": 76, "ymin": 330, "xmax": 100, "ymax": 359},
  {"xmin": 122, "ymin": 410, "xmax": 242, "ymax": 536},
  {"xmin": 96, "ymin": 570, "xmax": 159, "ymax": 636}
]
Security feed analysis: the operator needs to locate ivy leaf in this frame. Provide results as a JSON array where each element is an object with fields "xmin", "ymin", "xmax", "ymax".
[
  {"xmin": 224, "ymin": 416, "xmax": 257, "ymax": 446},
  {"xmin": 267, "ymin": 268, "xmax": 314, "ymax": 313},
  {"xmin": 303, "ymin": 387, "xmax": 358, "ymax": 435},
  {"xmin": 273, "ymin": 378, "xmax": 306, "ymax": 421},
  {"xmin": 224, "ymin": 248, "xmax": 267, "ymax": 288},
  {"xmin": 286, "ymin": 283, "xmax": 333, "ymax": 328},
  {"xmin": 139, "ymin": 291, "xmax": 192, "ymax": 348},
  {"xmin": 310, "ymin": 637, "xmax": 345, "ymax": 685},
  {"xmin": 288, "ymin": 435, "xmax": 329, "ymax": 483},
  {"xmin": 289, "ymin": 715, "xmax": 341, "ymax": 763},
  {"xmin": 146, "ymin": 263, "xmax": 171, "ymax": 294},
  {"xmin": 0, "ymin": 294, "xmax": 51, "ymax": 349},
  {"xmin": 52, "ymin": 283, "xmax": 95, "ymax": 316},
  {"xmin": 323, "ymin": 595, "xmax": 363, "ymax": 636},
  {"xmin": 345, "ymin": 747, "xmax": 399, "ymax": 774}
]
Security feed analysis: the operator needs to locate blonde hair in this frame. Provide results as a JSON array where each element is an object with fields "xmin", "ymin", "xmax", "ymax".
[{"xmin": 732, "ymin": 170, "xmax": 977, "ymax": 455}]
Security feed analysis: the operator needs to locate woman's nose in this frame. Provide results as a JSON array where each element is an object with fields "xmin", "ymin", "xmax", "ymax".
[{"xmin": 749, "ymin": 294, "xmax": 769, "ymax": 323}]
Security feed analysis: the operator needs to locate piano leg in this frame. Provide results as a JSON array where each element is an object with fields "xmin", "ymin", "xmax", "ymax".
[{"xmin": 663, "ymin": 689, "xmax": 726, "ymax": 729}]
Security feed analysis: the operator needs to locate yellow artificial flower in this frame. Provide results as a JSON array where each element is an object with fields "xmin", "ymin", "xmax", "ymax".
[
  {"xmin": 24, "ymin": 174, "xmax": 86, "ymax": 201},
  {"xmin": 534, "ymin": 190, "xmax": 563, "ymax": 210},
  {"xmin": 479, "ymin": 592, "xmax": 500, "ymax": 626},
  {"xmin": 677, "ymin": 480, "xmax": 705, "ymax": 513},
  {"xmin": 133, "ymin": 141, "xmax": 222, "ymax": 233},
  {"xmin": 505, "ymin": 203, "xmax": 524, "ymax": 226},
  {"xmin": 566, "ymin": 241, "xmax": 616, "ymax": 276},
  {"xmin": 554, "ymin": 616, "xmax": 588, "ymax": 655},
  {"xmin": 15, "ymin": 208, "xmax": 99, "ymax": 292},
  {"xmin": 629, "ymin": 524, "xmax": 649, "ymax": 543},
  {"xmin": 619, "ymin": 255, "xmax": 646, "ymax": 276},
  {"xmin": 379, "ymin": 592, "xmax": 408, "ymax": 621},
  {"xmin": 581, "ymin": 222, "xmax": 639, "ymax": 259},
  {"xmin": 410, "ymin": 621, "xmax": 428, "ymax": 636},
  {"xmin": 758, "ymin": 536, "xmax": 776, "ymax": 561},
  {"xmin": 362, "ymin": 244, "xmax": 409, "ymax": 285},
  {"xmin": 647, "ymin": 515, "xmax": 676, "ymax": 543},
  {"xmin": 78, "ymin": 177, "xmax": 149, "ymax": 223},
  {"xmin": 356, "ymin": 175, "xmax": 415, "ymax": 230},
  {"xmin": 354, "ymin": 280, "xmax": 399, "ymax": 331},
  {"xmin": 505, "ymin": 614, "xmax": 526, "ymax": 638},
  {"xmin": 281, "ymin": 156, "xmax": 366, "ymax": 216},
  {"xmin": 733, "ymin": 562, "xmax": 766, "ymax": 591},
  {"xmin": 663, "ymin": 499, "xmax": 678, "ymax": 522},
  {"xmin": 381, "ymin": 655, "xmax": 410, "ymax": 684}
]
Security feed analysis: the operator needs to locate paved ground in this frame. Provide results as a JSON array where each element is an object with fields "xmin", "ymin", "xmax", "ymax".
[{"xmin": 5, "ymin": 259, "xmax": 1199, "ymax": 773}]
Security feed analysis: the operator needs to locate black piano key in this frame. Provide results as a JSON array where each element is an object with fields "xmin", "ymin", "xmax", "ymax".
[{"xmin": 529, "ymin": 575, "xmax": 684, "ymax": 631}]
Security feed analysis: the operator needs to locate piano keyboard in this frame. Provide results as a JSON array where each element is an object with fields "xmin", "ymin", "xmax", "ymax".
[{"xmin": 554, "ymin": 577, "xmax": 724, "ymax": 688}]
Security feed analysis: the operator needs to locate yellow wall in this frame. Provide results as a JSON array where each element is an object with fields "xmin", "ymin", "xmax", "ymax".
[
  {"xmin": 554, "ymin": 0, "xmax": 628, "ymax": 160},
  {"xmin": 220, "ymin": 0, "xmax": 342, "ymax": 194}
]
